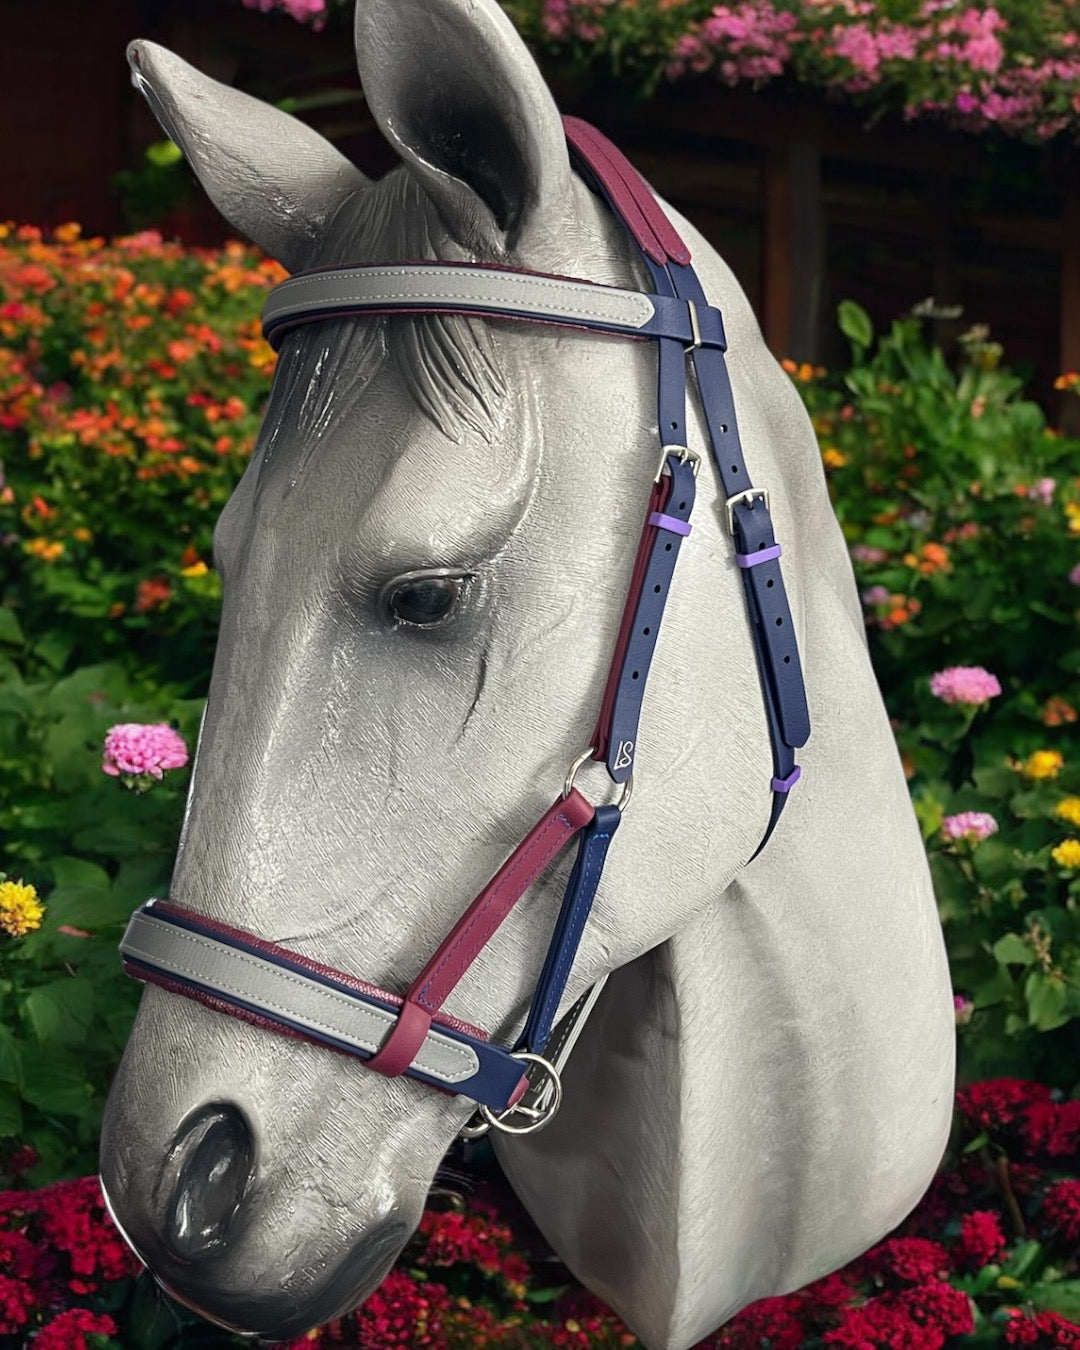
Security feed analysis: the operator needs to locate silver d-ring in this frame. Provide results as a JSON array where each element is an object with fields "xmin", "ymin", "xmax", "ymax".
[
  {"xmin": 563, "ymin": 748, "xmax": 634, "ymax": 812},
  {"xmin": 478, "ymin": 1053, "xmax": 563, "ymax": 1136}
]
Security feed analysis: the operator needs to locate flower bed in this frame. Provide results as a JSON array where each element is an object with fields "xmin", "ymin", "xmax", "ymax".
[
  {"xmin": 0, "ymin": 1082, "xmax": 1078, "ymax": 1347},
  {"xmin": 245, "ymin": 0, "xmax": 1080, "ymax": 145}
]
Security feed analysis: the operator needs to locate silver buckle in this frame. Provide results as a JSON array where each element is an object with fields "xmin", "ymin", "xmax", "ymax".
[
  {"xmin": 654, "ymin": 443, "xmax": 701, "ymax": 484},
  {"xmin": 459, "ymin": 1053, "xmax": 563, "ymax": 1139},
  {"xmin": 725, "ymin": 486, "xmax": 770, "ymax": 535}
]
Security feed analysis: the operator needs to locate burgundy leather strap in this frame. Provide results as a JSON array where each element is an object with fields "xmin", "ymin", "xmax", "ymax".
[{"xmin": 367, "ymin": 790, "xmax": 594, "ymax": 1078}]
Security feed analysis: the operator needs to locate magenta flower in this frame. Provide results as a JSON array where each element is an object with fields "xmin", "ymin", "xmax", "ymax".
[
  {"xmin": 1028, "ymin": 477, "xmax": 1056, "ymax": 506},
  {"xmin": 953, "ymin": 994, "xmax": 975, "ymax": 1026},
  {"xmin": 1069, "ymin": 563, "xmax": 1080, "ymax": 586},
  {"xmin": 941, "ymin": 811, "xmax": 999, "ymax": 843},
  {"xmin": 103, "ymin": 723, "xmax": 188, "ymax": 788},
  {"xmin": 929, "ymin": 665, "xmax": 1002, "ymax": 706}
]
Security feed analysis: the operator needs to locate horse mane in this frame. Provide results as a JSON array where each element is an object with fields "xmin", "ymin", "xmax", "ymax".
[{"xmin": 255, "ymin": 170, "xmax": 508, "ymax": 494}]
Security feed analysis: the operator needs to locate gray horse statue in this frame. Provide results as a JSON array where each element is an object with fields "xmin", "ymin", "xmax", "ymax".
[{"xmin": 99, "ymin": 2, "xmax": 955, "ymax": 1346}]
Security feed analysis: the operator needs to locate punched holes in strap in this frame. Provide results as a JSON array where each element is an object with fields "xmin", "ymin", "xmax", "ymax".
[
  {"xmin": 730, "ymin": 497, "xmax": 810, "ymax": 752},
  {"xmin": 604, "ymin": 455, "xmax": 697, "ymax": 784}
]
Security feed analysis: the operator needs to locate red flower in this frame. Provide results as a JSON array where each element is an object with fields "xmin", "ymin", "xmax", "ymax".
[
  {"xmin": 708, "ymin": 1293, "xmax": 806, "ymax": 1349},
  {"xmin": 864, "ymin": 1237, "xmax": 950, "ymax": 1282},
  {"xmin": 896, "ymin": 1278, "xmax": 974, "ymax": 1338},
  {"xmin": 1004, "ymin": 1308, "xmax": 1080, "ymax": 1347},
  {"xmin": 952, "ymin": 1210, "xmax": 1007, "ymax": 1270},
  {"xmin": 0, "ymin": 1272, "xmax": 35, "ymax": 1333},
  {"xmin": 1041, "ymin": 1179, "xmax": 1080, "ymax": 1247},
  {"xmin": 32, "ymin": 1307, "xmax": 118, "ymax": 1350},
  {"xmin": 353, "ymin": 1268, "xmax": 448, "ymax": 1349},
  {"xmin": 823, "ymin": 1295, "xmax": 929, "ymax": 1349},
  {"xmin": 956, "ymin": 1080, "xmax": 1052, "ymax": 1133},
  {"xmin": 1025, "ymin": 1100, "xmax": 1080, "ymax": 1159},
  {"xmin": 34, "ymin": 1176, "xmax": 139, "ymax": 1282}
]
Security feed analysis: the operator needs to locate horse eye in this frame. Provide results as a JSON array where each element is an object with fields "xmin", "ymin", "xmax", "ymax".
[{"xmin": 382, "ymin": 572, "xmax": 469, "ymax": 628}]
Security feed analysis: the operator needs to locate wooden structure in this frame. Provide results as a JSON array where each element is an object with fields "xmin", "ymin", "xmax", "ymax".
[{"xmin": 2, "ymin": 0, "xmax": 1077, "ymax": 419}]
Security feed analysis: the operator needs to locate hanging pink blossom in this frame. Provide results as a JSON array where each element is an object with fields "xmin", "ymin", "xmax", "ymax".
[
  {"xmin": 102, "ymin": 723, "xmax": 189, "ymax": 782},
  {"xmin": 941, "ymin": 811, "xmax": 998, "ymax": 842},
  {"xmin": 929, "ymin": 666, "xmax": 1002, "ymax": 706}
]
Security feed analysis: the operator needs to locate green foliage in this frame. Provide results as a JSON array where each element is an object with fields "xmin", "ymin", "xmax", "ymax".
[
  {"xmin": 798, "ymin": 301, "xmax": 1080, "ymax": 1090},
  {"xmin": 0, "ymin": 224, "xmax": 276, "ymax": 1178}
]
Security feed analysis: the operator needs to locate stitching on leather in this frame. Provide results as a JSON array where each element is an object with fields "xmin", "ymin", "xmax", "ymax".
[
  {"xmin": 126, "ymin": 920, "xmax": 477, "ymax": 1082},
  {"xmin": 267, "ymin": 269, "xmax": 654, "ymax": 327},
  {"xmin": 417, "ymin": 810, "xmax": 576, "ymax": 1012}
]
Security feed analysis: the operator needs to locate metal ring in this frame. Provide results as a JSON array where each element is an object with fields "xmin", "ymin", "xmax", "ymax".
[
  {"xmin": 563, "ymin": 748, "xmax": 633, "ymax": 812},
  {"xmin": 477, "ymin": 1053, "xmax": 563, "ymax": 1136}
]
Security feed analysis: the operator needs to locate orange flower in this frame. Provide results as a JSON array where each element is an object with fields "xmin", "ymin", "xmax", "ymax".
[{"xmin": 1042, "ymin": 696, "xmax": 1078, "ymax": 727}]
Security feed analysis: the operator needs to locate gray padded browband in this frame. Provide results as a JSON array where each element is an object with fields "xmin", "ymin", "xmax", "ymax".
[
  {"xmin": 121, "ymin": 909, "xmax": 480, "ymax": 1084},
  {"xmin": 263, "ymin": 263, "xmax": 656, "ymax": 337}
]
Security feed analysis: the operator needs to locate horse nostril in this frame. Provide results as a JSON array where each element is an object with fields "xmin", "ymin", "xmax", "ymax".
[{"xmin": 164, "ymin": 1105, "xmax": 254, "ymax": 1261}]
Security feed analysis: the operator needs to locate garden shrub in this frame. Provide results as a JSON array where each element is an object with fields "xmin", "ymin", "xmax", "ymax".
[{"xmin": 795, "ymin": 301, "xmax": 1080, "ymax": 1091}]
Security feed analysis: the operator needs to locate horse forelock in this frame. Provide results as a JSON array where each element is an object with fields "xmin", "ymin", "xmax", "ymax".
[{"xmin": 254, "ymin": 170, "xmax": 511, "ymax": 498}]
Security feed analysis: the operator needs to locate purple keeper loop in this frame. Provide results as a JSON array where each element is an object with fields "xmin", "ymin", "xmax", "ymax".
[
  {"xmin": 736, "ymin": 542, "xmax": 782, "ymax": 569},
  {"xmin": 771, "ymin": 766, "xmax": 801, "ymax": 793},
  {"xmin": 648, "ymin": 511, "xmax": 692, "ymax": 537}
]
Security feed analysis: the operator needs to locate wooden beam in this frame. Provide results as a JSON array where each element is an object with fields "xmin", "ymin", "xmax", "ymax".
[{"xmin": 762, "ymin": 142, "xmax": 824, "ymax": 362}]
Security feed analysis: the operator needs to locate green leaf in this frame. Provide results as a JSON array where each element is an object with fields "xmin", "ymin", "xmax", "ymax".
[
  {"xmin": 0, "ymin": 1027, "xmax": 21, "ymax": 1085},
  {"xmin": 49, "ymin": 857, "xmax": 111, "ymax": 891},
  {"xmin": 1029, "ymin": 1279, "xmax": 1080, "ymax": 1321},
  {"xmin": 0, "ymin": 1085, "xmax": 22, "ymax": 1138},
  {"xmin": 0, "ymin": 608, "xmax": 23, "ymax": 647},
  {"xmin": 838, "ymin": 299, "xmax": 874, "ymax": 350},
  {"xmin": 24, "ymin": 977, "xmax": 95, "ymax": 1046},
  {"xmin": 1024, "ymin": 970, "xmax": 1069, "ymax": 1031},
  {"xmin": 19, "ymin": 1053, "xmax": 92, "ymax": 1116},
  {"xmin": 993, "ymin": 933, "xmax": 1035, "ymax": 967},
  {"xmin": 1002, "ymin": 1238, "xmax": 1043, "ymax": 1280}
]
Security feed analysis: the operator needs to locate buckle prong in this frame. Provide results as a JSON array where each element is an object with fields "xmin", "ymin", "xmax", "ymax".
[
  {"xmin": 725, "ymin": 486, "xmax": 770, "ymax": 536},
  {"xmin": 655, "ymin": 443, "xmax": 701, "ymax": 484}
]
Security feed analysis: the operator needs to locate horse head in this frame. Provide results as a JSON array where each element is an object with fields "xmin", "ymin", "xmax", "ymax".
[{"xmin": 100, "ymin": 3, "xmax": 954, "ymax": 1346}]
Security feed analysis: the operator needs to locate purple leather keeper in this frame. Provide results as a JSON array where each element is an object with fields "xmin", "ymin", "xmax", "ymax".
[
  {"xmin": 771, "ymin": 766, "xmax": 802, "ymax": 793},
  {"xmin": 736, "ymin": 543, "xmax": 782, "ymax": 568},
  {"xmin": 648, "ymin": 511, "xmax": 692, "ymax": 537}
]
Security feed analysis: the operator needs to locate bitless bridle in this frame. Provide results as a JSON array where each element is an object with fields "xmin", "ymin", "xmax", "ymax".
[{"xmin": 119, "ymin": 120, "xmax": 810, "ymax": 1136}]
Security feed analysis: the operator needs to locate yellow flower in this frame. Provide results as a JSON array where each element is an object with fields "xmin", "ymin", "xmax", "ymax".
[
  {"xmin": 53, "ymin": 222, "xmax": 82, "ymax": 244},
  {"xmin": 0, "ymin": 879, "xmax": 45, "ymax": 937},
  {"xmin": 1051, "ymin": 838, "xmax": 1080, "ymax": 869},
  {"xmin": 822, "ymin": 447, "xmax": 848, "ymax": 470},
  {"xmin": 180, "ymin": 560, "xmax": 209, "ymax": 578},
  {"xmin": 1054, "ymin": 797, "xmax": 1080, "ymax": 828},
  {"xmin": 1019, "ymin": 749, "xmax": 1065, "ymax": 780}
]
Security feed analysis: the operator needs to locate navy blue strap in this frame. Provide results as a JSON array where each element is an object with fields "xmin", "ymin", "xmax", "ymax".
[{"xmin": 518, "ymin": 805, "xmax": 622, "ymax": 1055}]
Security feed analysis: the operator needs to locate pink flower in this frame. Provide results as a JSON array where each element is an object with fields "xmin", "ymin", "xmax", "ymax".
[
  {"xmin": 1028, "ymin": 477, "xmax": 1056, "ymax": 505},
  {"xmin": 929, "ymin": 665, "xmax": 1002, "ymax": 706},
  {"xmin": 851, "ymin": 544, "xmax": 888, "ymax": 564},
  {"xmin": 953, "ymin": 994, "xmax": 975, "ymax": 1025},
  {"xmin": 942, "ymin": 811, "xmax": 998, "ymax": 842},
  {"xmin": 1069, "ymin": 563, "xmax": 1080, "ymax": 586},
  {"xmin": 102, "ymin": 723, "xmax": 188, "ymax": 783},
  {"xmin": 862, "ymin": 585, "xmax": 891, "ymax": 606}
]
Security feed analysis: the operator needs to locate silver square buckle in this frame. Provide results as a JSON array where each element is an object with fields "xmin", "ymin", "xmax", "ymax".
[{"xmin": 725, "ymin": 486, "xmax": 770, "ymax": 535}]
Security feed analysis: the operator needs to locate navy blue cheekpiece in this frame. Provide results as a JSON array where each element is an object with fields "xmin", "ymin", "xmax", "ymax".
[{"xmin": 518, "ymin": 805, "xmax": 622, "ymax": 1056}]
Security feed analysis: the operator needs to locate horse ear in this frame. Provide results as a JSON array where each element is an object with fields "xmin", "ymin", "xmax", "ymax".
[
  {"xmin": 127, "ymin": 41, "xmax": 368, "ymax": 272},
  {"xmin": 354, "ymin": 0, "xmax": 573, "ymax": 256}
]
